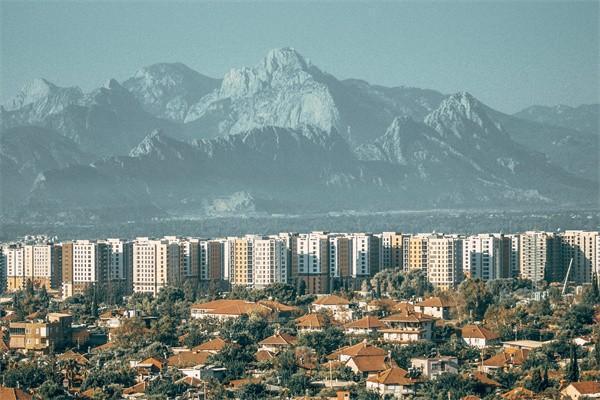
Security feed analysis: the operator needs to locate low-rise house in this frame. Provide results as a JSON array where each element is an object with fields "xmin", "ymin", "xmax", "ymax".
[
  {"xmin": 191, "ymin": 337, "xmax": 228, "ymax": 354},
  {"xmin": 380, "ymin": 309, "xmax": 436, "ymax": 343},
  {"xmin": 0, "ymin": 385, "xmax": 32, "ymax": 400},
  {"xmin": 328, "ymin": 341, "xmax": 392, "ymax": 377},
  {"xmin": 480, "ymin": 348, "xmax": 529, "ymax": 374},
  {"xmin": 561, "ymin": 381, "xmax": 600, "ymax": 399},
  {"xmin": 9, "ymin": 312, "xmax": 73, "ymax": 353},
  {"xmin": 366, "ymin": 366, "xmax": 423, "ymax": 398},
  {"xmin": 414, "ymin": 297, "xmax": 454, "ymax": 320},
  {"xmin": 190, "ymin": 299, "xmax": 272, "ymax": 320},
  {"xmin": 122, "ymin": 381, "xmax": 150, "ymax": 398},
  {"xmin": 258, "ymin": 332, "xmax": 297, "ymax": 353},
  {"xmin": 312, "ymin": 295, "xmax": 353, "ymax": 322},
  {"xmin": 296, "ymin": 313, "xmax": 328, "ymax": 332},
  {"xmin": 502, "ymin": 339, "xmax": 552, "ymax": 351},
  {"xmin": 470, "ymin": 371, "xmax": 502, "ymax": 394},
  {"xmin": 131, "ymin": 357, "xmax": 165, "ymax": 379},
  {"xmin": 344, "ymin": 315, "xmax": 384, "ymax": 335},
  {"xmin": 461, "ymin": 325, "xmax": 500, "ymax": 349},
  {"xmin": 500, "ymin": 387, "xmax": 536, "ymax": 399},
  {"xmin": 411, "ymin": 356, "xmax": 458, "ymax": 379},
  {"xmin": 167, "ymin": 351, "xmax": 211, "ymax": 370}
]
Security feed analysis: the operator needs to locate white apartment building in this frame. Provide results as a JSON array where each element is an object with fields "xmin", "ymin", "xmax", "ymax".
[
  {"xmin": 252, "ymin": 236, "xmax": 288, "ymax": 288},
  {"xmin": 351, "ymin": 233, "xmax": 378, "ymax": 277},
  {"xmin": 72, "ymin": 240, "xmax": 98, "ymax": 285},
  {"xmin": 559, "ymin": 230, "xmax": 598, "ymax": 284},
  {"xmin": 427, "ymin": 236, "xmax": 463, "ymax": 289},
  {"xmin": 178, "ymin": 237, "xmax": 199, "ymax": 281},
  {"xmin": 295, "ymin": 232, "xmax": 329, "ymax": 275},
  {"xmin": 103, "ymin": 238, "xmax": 128, "ymax": 282},
  {"xmin": 132, "ymin": 237, "xmax": 180, "ymax": 295},
  {"xmin": 4, "ymin": 245, "xmax": 25, "ymax": 291},
  {"xmin": 507, "ymin": 234, "xmax": 520, "ymax": 278},
  {"xmin": 462, "ymin": 234, "xmax": 504, "ymax": 281}
]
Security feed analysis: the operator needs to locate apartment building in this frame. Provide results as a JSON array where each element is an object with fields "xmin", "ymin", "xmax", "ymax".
[
  {"xmin": 377, "ymin": 232, "xmax": 404, "ymax": 270},
  {"xmin": 132, "ymin": 237, "xmax": 180, "ymax": 296},
  {"xmin": 178, "ymin": 238, "xmax": 199, "ymax": 282},
  {"xmin": 329, "ymin": 234, "xmax": 352, "ymax": 283},
  {"xmin": 292, "ymin": 232, "xmax": 330, "ymax": 294},
  {"xmin": 403, "ymin": 234, "xmax": 435, "ymax": 274},
  {"xmin": 228, "ymin": 236, "xmax": 254, "ymax": 287},
  {"xmin": 61, "ymin": 240, "xmax": 108, "ymax": 298},
  {"xmin": 519, "ymin": 231, "xmax": 559, "ymax": 284},
  {"xmin": 9, "ymin": 313, "xmax": 73, "ymax": 353},
  {"xmin": 253, "ymin": 236, "xmax": 288, "ymax": 288},
  {"xmin": 427, "ymin": 236, "xmax": 463, "ymax": 289},
  {"xmin": 506, "ymin": 234, "xmax": 520, "ymax": 278},
  {"xmin": 559, "ymin": 230, "xmax": 598, "ymax": 284},
  {"xmin": 463, "ymin": 234, "xmax": 509, "ymax": 281}
]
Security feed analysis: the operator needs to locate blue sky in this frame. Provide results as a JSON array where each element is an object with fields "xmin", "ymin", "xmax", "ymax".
[{"xmin": 1, "ymin": 1, "xmax": 598, "ymax": 113}]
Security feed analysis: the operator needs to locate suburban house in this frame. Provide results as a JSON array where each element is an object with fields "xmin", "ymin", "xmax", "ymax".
[
  {"xmin": 295, "ymin": 313, "xmax": 328, "ymax": 332},
  {"xmin": 380, "ymin": 309, "xmax": 436, "ymax": 343},
  {"xmin": 410, "ymin": 356, "xmax": 459, "ymax": 379},
  {"xmin": 258, "ymin": 332, "xmax": 297, "ymax": 353},
  {"xmin": 344, "ymin": 315, "xmax": 385, "ymax": 335},
  {"xmin": 191, "ymin": 337, "xmax": 228, "ymax": 354},
  {"xmin": 9, "ymin": 313, "xmax": 73, "ymax": 353},
  {"xmin": 190, "ymin": 299, "xmax": 272, "ymax": 320},
  {"xmin": 366, "ymin": 366, "xmax": 423, "ymax": 398},
  {"xmin": 414, "ymin": 297, "xmax": 454, "ymax": 320},
  {"xmin": 167, "ymin": 351, "xmax": 212, "ymax": 378},
  {"xmin": 561, "ymin": 381, "xmax": 600, "ymax": 399},
  {"xmin": 461, "ymin": 325, "xmax": 500, "ymax": 349},
  {"xmin": 327, "ymin": 340, "xmax": 392, "ymax": 377},
  {"xmin": 312, "ymin": 295, "xmax": 353, "ymax": 322},
  {"xmin": 480, "ymin": 348, "xmax": 529, "ymax": 374}
]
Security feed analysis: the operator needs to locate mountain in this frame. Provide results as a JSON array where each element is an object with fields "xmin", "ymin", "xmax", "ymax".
[
  {"xmin": 1, "ymin": 79, "xmax": 180, "ymax": 156},
  {"xmin": 182, "ymin": 47, "xmax": 445, "ymax": 144},
  {"xmin": 514, "ymin": 104, "xmax": 599, "ymax": 133},
  {"xmin": 1, "ymin": 48, "xmax": 597, "ymax": 223},
  {"xmin": 123, "ymin": 62, "xmax": 220, "ymax": 122},
  {"xmin": 0, "ymin": 126, "xmax": 89, "ymax": 213}
]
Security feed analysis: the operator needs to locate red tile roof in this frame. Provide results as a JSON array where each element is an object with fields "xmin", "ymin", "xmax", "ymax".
[
  {"xmin": 296, "ymin": 313, "xmax": 327, "ymax": 329},
  {"xmin": 344, "ymin": 316, "xmax": 384, "ymax": 330},
  {"xmin": 462, "ymin": 325, "xmax": 500, "ymax": 340},
  {"xmin": 366, "ymin": 366, "xmax": 419, "ymax": 385},
  {"xmin": 415, "ymin": 297, "xmax": 454, "ymax": 308},
  {"xmin": 313, "ymin": 295, "xmax": 350, "ymax": 306},
  {"xmin": 192, "ymin": 337, "xmax": 228, "ymax": 352},
  {"xmin": 259, "ymin": 332, "xmax": 297, "ymax": 346},
  {"xmin": 568, "ymin": 381, "xmax": 600, "ymax": 395}
]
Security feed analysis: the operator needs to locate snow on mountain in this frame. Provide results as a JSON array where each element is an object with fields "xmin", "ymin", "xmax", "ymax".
[
  {"xmin": 184, "ymin": 48, "xmax": 340, "ymax": 138},
  {"xmin": 123, "ymin": 62, "xmax": 220, "ymax": 122}
]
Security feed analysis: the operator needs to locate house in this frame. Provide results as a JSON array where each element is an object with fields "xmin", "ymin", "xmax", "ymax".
[
  {"xmin": 312, "ymin": 295, "xmax": 353, "ymax": 322},
  {"xmin": 470, "ymin": 371, "xmax": 502, "ymax": 394},
  {"xmin": 167, "ymin": 351, "xmax": 211, "ymax": 369},
  {"xmin": 480, "ymin": 348, "xmax": 529, "ymax": 373},
  {"xmin": 0, "ymin": 385, "xmax": 32, "ymax": 400},
  {"xmin": 190, "ymin": 299, "xmax": 272, "ymax": 320},
  {"xmin": 131, "ymin": 357, "xmax": 165, "ymax": 379},
  {"xmin": 191, "ymin": 337, "xmax": 228, "ymax": 354},
  {"xmin": 296, "ymin": 313, "xmax": 328, "ymax": 332},
  {"xmin": 258, "ymin": 332, "xmax": 297, "ymax": 353},
  {"xmin": 500, "ymin": 387, "xmax": 536, "ymax": 399},
  {"xmin": 461, "ymin": 325, "xmax": 500, "ymax": 349},
  {"xmin": 328, "ymin": 340, "xmax": 392, "ymax": 377},
  {"xmin": 344, "ymin": 315, "xmax": 384, "ymax": 335},
  {"xmin": 366, "ymin": 298, "xmax": 398, "ymax": 314},
  {"xmin": 502, "ymin": 339, "xmax": 552, "ymax": 351},
  {"xmin": 122, "ymin": 381, "xmax": 150, "ymax": 398},
  {"xmin": 380, "ymin": 309, "xmax": 436, "ymax": 343},
  {"xmin": 561, "ymin": 381, "xmax": 600, "ymax": 399},
  {"xmin": 9, "ymin": 312, "xmax": 73, "ymax": 353},
  {"xmin": 411, "ymin": 356, "xmax": 458, "ymax": 379},
  {"xmin": 414, "ymin": 297, "xmax": 454, "ymax": 320},
  {"xmin": 366, "ymin": 366, "xmax": 423, "ymax": 398}
]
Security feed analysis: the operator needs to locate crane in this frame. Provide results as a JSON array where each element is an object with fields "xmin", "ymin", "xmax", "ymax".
[{"xmin": 562, "ymin": 258, "xmax": 573, "ymax": 296}]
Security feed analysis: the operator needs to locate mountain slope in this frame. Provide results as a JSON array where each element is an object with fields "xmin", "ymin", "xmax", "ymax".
[
  {"xmin": 514, "ymin": 104, "xmax": 599, "ymax": 134},
  {"xmin": 123, "ymin": 63, "xmax": 220, "ymax": 122}
]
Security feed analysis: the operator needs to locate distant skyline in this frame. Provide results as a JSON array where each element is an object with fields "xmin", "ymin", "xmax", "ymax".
[{"xmin": 1, "ymin": 1, "xmax": 598, "ymax": 113}]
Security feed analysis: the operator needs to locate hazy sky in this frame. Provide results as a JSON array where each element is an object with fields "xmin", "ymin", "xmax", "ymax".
[{"xmin": 1, "ymin": 1, "xmax": 598, "ymax": 113}]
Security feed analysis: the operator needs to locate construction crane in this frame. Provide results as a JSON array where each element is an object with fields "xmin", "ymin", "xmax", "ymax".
[{"xmin": 562, "ymin": 258, "xmax": 574, "ymax": 296}]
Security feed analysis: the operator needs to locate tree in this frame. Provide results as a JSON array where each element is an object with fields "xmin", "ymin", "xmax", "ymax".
[
  {"xmin": 209, "ymin": 343, "xmax": 255, "ymax": 380},
  {"xmin": 526, "ymin": 368, "xmax": 544, "ymax": 393},
  {"xmin": 287, "ymin": 372, "xmax": 313, "ymax": 396},
  {"xmin": 297, "ymin": 327, "xmax": 346, "ymax": 358},
  {"xmin": 239, "ymin": 382, "xmax": 267, "ymax": 400},
  {"xmin": 298, "ymin": 280, "xmax": 307, "ymax": 297},
  {"xmin": 275, "ymin": 350, "xmax": 298, "ymax": 384},
  {"xmin": 459, "ymin": 279, "xmax": 493, "ymax": 321},
  {"xmin": 565, "ymin": 345, "xmax": 580, "ymax": 382},
  {"xmin": 35, "ymin": 380, "xmax": 70, "ymax": 400}
]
